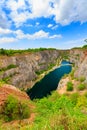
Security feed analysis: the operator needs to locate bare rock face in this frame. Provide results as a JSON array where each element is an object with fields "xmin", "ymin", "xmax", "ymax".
[
  {"xmin": 74, "ymin": 56, "xmax": 87, "ymax": 83},
  {"xmin": 69, "ymin": 49, "xmax": 87, "ymax": 83},
  {"xmin": 69, "ymin": 49, "xmax": 84, "ymax": 67},
  {"xmin": 57, "ymin": 77, "xmax": 69, "ymax": 90},
  {"xmin": 0, "ymin": 50, "xmax": 60, "ymax": 89}
]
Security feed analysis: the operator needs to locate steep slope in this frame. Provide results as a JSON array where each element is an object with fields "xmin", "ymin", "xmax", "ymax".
[
  {"xmin": 58, "ymin": 49, "xmax": 87, "ymax": 94},
  {"xmin": 69, "ymin": 49, "xmax": 87, "ymax": 83},
  {"xmin": 0, "ymin": 50, "xmax": 60, "ymax": 89},
  {"xmin": 0, "ymin": 84, "xmax": 29, "ymax": 106}
]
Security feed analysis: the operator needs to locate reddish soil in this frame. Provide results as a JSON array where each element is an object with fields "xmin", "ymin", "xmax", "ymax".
[
  {"xmin": 0, "ymin": 84, "xmax": 36, "ymax": 129},
  {"xmin": 0, "ymin": 84, "xmax": 29, "ymax": 106}
]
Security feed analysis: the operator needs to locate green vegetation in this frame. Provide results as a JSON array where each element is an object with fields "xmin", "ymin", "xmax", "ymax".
[
  {"xmin": 48, "ymin": 63, "xmax": 55, "ymax": 69},
  {"xmin": 82, "ymin": 45, "xmax": 87, "ymax": 49},
  {"xmin": 0, "ymin": 64, "xmax": 17, "ymax": 84},
  {"xmin": 0, "ymin": 81, "xmax": 4, "ymax": 87},
  {"xmin": 0, "ymin": 48, "xmax": 56, "ymax": 56},
  {"xmin": 82, "ymin": 39, "xmax": 87, "ymax": 49},
  {"xmin": 79, "ymin": 76, "xmax": 86, "ymax": 82},
  {"xmin": 0, "ymin": 77, "xmax": 10, "ymax": 84},
  {"xmin": 66, "ymin": 81, "xmax": 73, "ymax": 91},
  {"xmin": 35, "ymin": 70, "xmax": 45, "ymax": 75},
  {"xmin": 0, "ymin": 95, "xmax": 30, "ymax": 122},
  {"xmin": 23, "ymin": 91, "xmax": 87, "ymax": 130},
  {"xmin": 0, "ymin": 91, "xmax": 87, "ymax": 129},
  {"xmin": 60, "ymin": 51, "xmax": 69, "ymax": 60},
  {"xmin": 77, "ymin": 83, "xmax": 86, "ymax": 91},
  {"xmin": 0, "ymin": 64, "xmax": 17, "ymax": 72},
  {"xmin": 70, "ymin": 69, "xmax": 75, "ymax": 79}
]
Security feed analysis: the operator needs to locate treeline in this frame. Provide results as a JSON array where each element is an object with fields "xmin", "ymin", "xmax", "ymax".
[
  {"xmin": 82, "ymin": 44, "xmax": 87, "ymax": 49},
  {"xmin": 0, "ymin": 48, "xmax": 56, "ymax": 56},
  {"xmin": 72, "ymin": 44, "xmax": 87, "ymax": 50}
]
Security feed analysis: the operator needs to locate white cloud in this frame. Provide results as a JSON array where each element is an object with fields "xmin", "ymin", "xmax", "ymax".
[
  {"xmin": 2, "ymin": 0, "xmax": 87, "ymax": 27},
  {"xmin": 31, "ymin": 30, "xmax": 49, "ymax": 39},
  {"xmin": 49, "ymin": 34, "xmax": 62, "ymax": 39},
  {"xmin": 0, "ymin": 27, "xmax": 12, "ymax": 35},
  {"xmin": 0, "ymin": 8, "xmax": 10, "ymax": 28},
  {"xmin": 36, "ymin": 22, "xmax": 40, "ymax": 26},
  {"xmin": 10, "ymin": 10, "xmax": 30, "ymax": 27},
  {"xmin": 48, "ymin": 24, "xmax": 53, "ymax": 28},
  {"xmin": 0, "ymin": 27, "xmax": 62, "ymax": 44},
  {"xmin": 6, "ymin": 0, "xmax": 26, "ymax": 11},
  {"xmin": 0, "ymin": 37, "xmax": 17, "ymax": 44},
  {"xmin": 15, "ymin": 30, "xmax": 62, "ymax": 40},
  {"xmin": 53, "ymin": 0, "xmax": 87, "ymax": 25},
  {"xmin": 24, "ymin": 24, "xmax": 33, "ymax": 27},
  {"xmin": 15, "ymin": 30, "xmax": 49, "ymax": 39},
  {"xmin": 28, "ymin": 0, "xmax": 52, "ymax": 18},
  {"xmin": 6, "ymin": 0, "xmax": 29, "ymax": 27},
  {"xmin": 52, "ymin": 25, "xmax": 58, "ymax": 30}
]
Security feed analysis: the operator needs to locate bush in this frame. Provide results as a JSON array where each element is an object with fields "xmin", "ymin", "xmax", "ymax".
[
  {"xmin": 70, "ymin": 69, "xmax": 75, "ymax": 79},
  {"xmin": 66, "ymin": 81, "xmax": 73, "ymax": 91},
  {"xmin": 7, "ymin": 64, "xmax": 17, "ymax": 69},
  {"xmin": 77, "ymin": 84, "xmax": 86, "ymax": 91},
  {"xmin": 1, "ymin": 95, "xmax": 30, "ymax": 121},
  {"xmin": 79, "ymin": 77, "xmax": 85, "ymax": 82}
]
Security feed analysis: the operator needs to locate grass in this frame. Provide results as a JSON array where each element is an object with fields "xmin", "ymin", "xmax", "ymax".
[
  {"xmin": 21, "ymin": 91, "xmax": 87, "ymax": 130},
  {"xmin": 0, "ymin": 91, "xmax": 87, "ymax": 129}
]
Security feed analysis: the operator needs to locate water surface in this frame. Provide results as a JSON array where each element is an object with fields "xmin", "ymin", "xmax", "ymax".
[{"xmin": 27, "ymin": 60, "xmax": 72, "ymax": 99}]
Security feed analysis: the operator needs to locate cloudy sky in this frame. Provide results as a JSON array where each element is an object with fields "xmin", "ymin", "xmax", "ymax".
[{"xmin": 0, "ymin": 0, "xmax": 87, "ymax": 49}]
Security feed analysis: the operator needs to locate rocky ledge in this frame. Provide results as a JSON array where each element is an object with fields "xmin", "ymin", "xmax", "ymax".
[{"xmin": 0, "ymin": 50, "xmax": 60, "ymax": 89}]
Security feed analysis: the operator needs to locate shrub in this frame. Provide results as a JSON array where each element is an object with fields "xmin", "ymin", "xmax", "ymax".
[
  {"xmin": 77, "ymin": 84, "xmax": 86, "ymax": 91},
  {"xmin": 79, "ymin": 77, "xmax": 85, "ymax": 82},
  {"xmin": 1, "ymin": 95, "xmax": 30, "ymax": 121},
  {"xmin": 66, "ymin": 81, "xmax": 73, "ymax": 91},
  {"xmin": 70, "ymin": 69, "xmax": 75, "ymax": 79},
  {"xmin": 7, "ymin": 64, "xmax": 17, "ymax": 70}
]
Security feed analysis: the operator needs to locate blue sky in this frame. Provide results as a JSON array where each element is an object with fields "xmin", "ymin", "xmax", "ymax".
[{"xmin": 0, "ymin": 0, "xmax": 87, "ymax": 49}]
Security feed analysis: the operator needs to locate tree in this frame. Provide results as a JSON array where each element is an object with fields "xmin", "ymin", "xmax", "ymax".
[{"xmin": 84, "ymin": 39, "xmax": 87, "ymax": 43}]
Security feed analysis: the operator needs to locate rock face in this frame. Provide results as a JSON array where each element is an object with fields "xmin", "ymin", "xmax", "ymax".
[
  {"xmin": 1, "ymin": 49, "xmax": 87, "ymax": 90},
  {"xmin": 74, "ymin": 56, "xmax": 87, "ymax": 83},
  {"xmin": 69, "ymin": 49, "xmax": 87, "ymax": 83},
  {"xmin": 57, "ymin": 49, "xmax": 87, "ymax": 91},
  {"xmin": 0, "ymin": 50, "xmax": 60, "ymax": 89}
]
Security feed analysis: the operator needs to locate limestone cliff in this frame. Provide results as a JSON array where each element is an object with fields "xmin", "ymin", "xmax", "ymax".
[
  {"xmin": 58, "ymin": 49, "xmax": 87, "ymax": 91},
  {"xmin": 0, "ymin": 50, "xmax": 60, "ymax": 89},
  {"xmin": 69, "ymin": 49, "xmax": 87, "ymax": 83}
]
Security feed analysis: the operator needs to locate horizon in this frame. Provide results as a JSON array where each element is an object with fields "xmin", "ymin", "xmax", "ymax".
[{"xmin": 0, "ymin": 0, "xmax": 87, "ymax": 49}]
